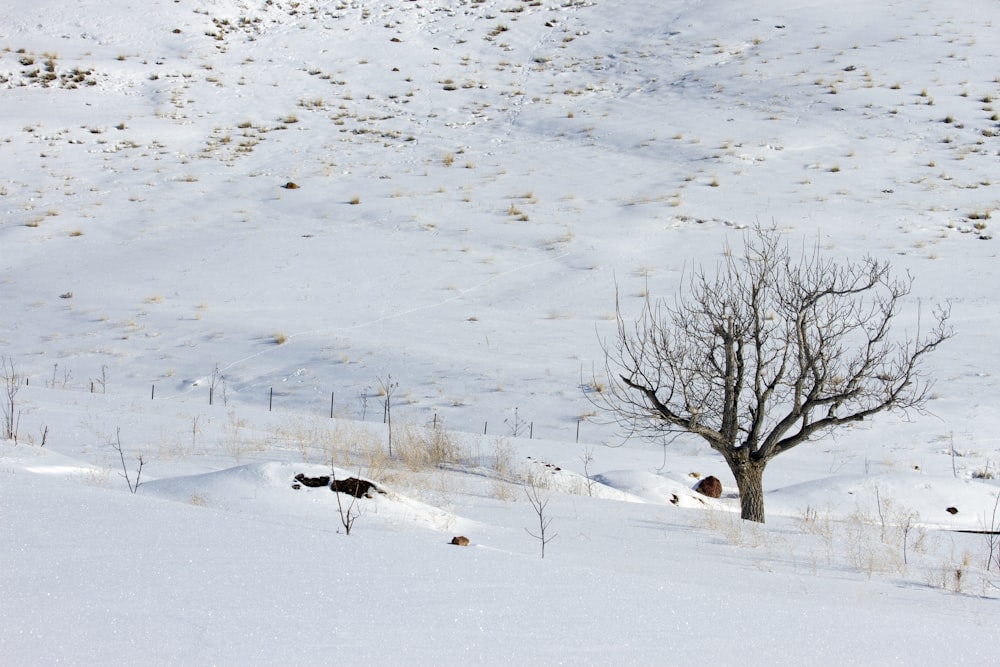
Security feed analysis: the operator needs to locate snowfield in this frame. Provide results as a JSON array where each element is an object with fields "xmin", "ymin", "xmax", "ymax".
[{"xmin": 2, "ymin": 0, "xmax": 999, "ymax": 664}]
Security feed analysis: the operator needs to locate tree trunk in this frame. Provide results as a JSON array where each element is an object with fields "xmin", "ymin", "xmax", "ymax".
[{"xmin": 727, "ymin": 456, "xmax": 767, "ymax": 523}]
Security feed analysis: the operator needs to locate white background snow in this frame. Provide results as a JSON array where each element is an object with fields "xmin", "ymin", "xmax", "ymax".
[{"xmin": 2, "ymin": 0, "xmax": 999, "ymax": 664}]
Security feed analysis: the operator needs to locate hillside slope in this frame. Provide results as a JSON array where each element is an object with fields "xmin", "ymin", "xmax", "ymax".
[{"xmin": 2, "ymin": 2, "xmax": 1000, "ymax": 663}]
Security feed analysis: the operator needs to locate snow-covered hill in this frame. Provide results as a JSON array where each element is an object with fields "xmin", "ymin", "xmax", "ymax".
[{"xmin": 2, "ymin": 1, "xmax": 999, "ymax": 663}]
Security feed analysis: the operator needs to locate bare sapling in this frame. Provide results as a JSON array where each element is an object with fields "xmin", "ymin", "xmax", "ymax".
[
  {"xmin": 208, "ymin": 363, "xmax": 226, "ymax": 406},
  {"xmin": 333, "ymin": 469, "xmax": 362, "ymax": 535},
  {"xmin": 900, "ymin": 510, "xmax": 918, "ymax": 566},
  {"xmin": 875, "ymin": 486, "xmax": 887, "ymax": 542},
  {"xmin": 48, "ymin": 362, "xmax": 71, "ymax": 389},
  {"xmin": 524, "ymin": 478, "xmax": 557, "ymax": 558},
  {"xmin": 984, "ymin": 494, "xmax": 1000, "ymax": 576},
  {"xmin": 581, "ymin": 446, "xmax": 596, "ymax": 496},
  {"xmin": 358, "ymin": 384, "xmax": 371, "ymax": 420},
  {"xmin": 111, "ymin": 427, "xmax": 145, "ymax": 494},
  {"xmin": 92, "ymin": 364, "xmax": 109, "ymax": 394},
  {"xmin": 2, "ymin": 356, "xmax": 23, "ymax": 442},
  {"xmin": 378, "ymin": 374, "xmax": 398, "ymax": 457},
  {"xmin": 506, "ymin": 406, "xmax": 529, "ymax": 438}
]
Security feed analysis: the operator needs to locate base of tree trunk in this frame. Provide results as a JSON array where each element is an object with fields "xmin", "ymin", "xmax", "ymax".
[{"xmin": 730, "ymin": 459, "xmax": 766, "ymax": 523}]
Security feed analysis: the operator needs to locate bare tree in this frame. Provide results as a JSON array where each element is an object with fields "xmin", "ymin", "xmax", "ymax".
[
  {"xmin": 209, "ymin": 363, "xmax": 224, "ymax": 406},
  {"xmin": 580, "ymin": 446, "xmax": 596, "ymax": 497},
  {"xmin": 332, "ymin": 469, "xmax": 362, "ymax": 535},
  {"xmin": 2, "ymin": 356, "xmax": 23, "ymax": 442},
  {"xmin": 92, "ymin": 364, "xmax": 109, "ymax": 394},
  {"xmin": 359, "ymin": 384, "xmax": 372, "ymax": 421},
  {"xmin": 111, "ymin": 427, "xmax": 145, "ymax": 494},
  {"xmin": 505, "ymin": 406, "xmax": 530, "ymax": 438},
  {"xmin": 598, "ymin": 226, "xmax": 952, "ymax": 523},
  {"xmin": 378, "ymin": 374, "xmax": 398, "ymax": 457},
  {"xmin": 524, "ymin": 479, "xmax": 557, "ymax": 558},
  {"xmin": 48, "ymin": 363, "xmax": 71, "ymax": 390},
  {"xmin": 985, "ymin": 494, "xmax": 1000, "ymax": 576}
]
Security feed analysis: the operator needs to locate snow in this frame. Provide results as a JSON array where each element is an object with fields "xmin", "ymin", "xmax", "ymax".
[{"xmin": 2, "ymin": 0, "xmax": 999, "ymax": 663}]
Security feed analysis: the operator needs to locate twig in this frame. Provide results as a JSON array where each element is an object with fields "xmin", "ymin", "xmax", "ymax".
[
  {"xmin": 581, "ymin": 447, "xmax": 595, "ymax": 496},
  {"xmin": 986, "ymin": 494, "xmax": 1000, "ymax": 573}
]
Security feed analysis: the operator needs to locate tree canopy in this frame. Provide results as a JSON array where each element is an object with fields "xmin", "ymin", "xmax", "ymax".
[{"xmin": 599, "ymin": 227, "xmax": 953, "ymax": 522}]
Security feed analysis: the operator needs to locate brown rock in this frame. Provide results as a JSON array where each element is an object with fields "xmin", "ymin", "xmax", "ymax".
[
  {"xmin": 330, "ymin": 477, "xmax": 379, "ymax": 498},
  {"xmin": 695, "ymin": 475, "xmax": 723, "ymax": 498},
  {"xmin": 294, "ymin": 473, "xmax": 331, "ymax": 488},
  {"xmin": 293, "ymin": 473, "xmax": 382, "ymax": 498},
  {"xmin": 450, "ymin": 536, "xmax": 470, "ymax": 547}
]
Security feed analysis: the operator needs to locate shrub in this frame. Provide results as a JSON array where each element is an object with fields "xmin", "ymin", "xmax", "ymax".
[{"xmin": 396, "ymin": 423, "xmax": 463, "ymax": 471}]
